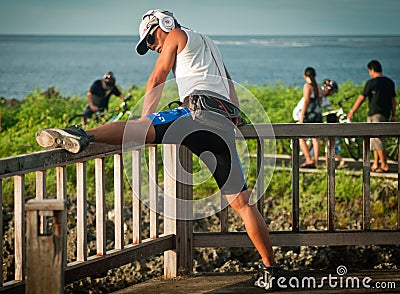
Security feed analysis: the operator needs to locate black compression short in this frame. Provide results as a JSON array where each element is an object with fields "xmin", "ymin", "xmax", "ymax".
[{"xmin": 147, "ymin": 107, "xmax": 248, "ymax": 195}]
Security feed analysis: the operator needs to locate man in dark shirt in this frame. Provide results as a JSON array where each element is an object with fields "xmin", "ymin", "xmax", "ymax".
[
  {"xmin": 348, "ymin": 60, "xmax": 397, "ymax": 172},
  {"xmin": 82, "ymin": 71, "xmax": 126, "ymax": 125}
]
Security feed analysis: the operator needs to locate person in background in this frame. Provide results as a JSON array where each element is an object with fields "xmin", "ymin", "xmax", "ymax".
[
  {"xmin": 325, "ymin": 113, "xmax": 347, "ymax": 169},
  {"xmin": 320, "ymin": 79, "xmax": 338, "ymax": 111},
  {"xmin": 347, "ymin": 60, "xmax": 396, "ymax": 173},
  {"xmin": 36, "ymin": 9, "xmax": 278, "ymax": 289},
  {"xmin": 82, "ymin": 71, "xmax": 127, "ymax": 126},
  {"xmin": 299, "ymin": 67, "xmax": 322, "ymax": 168}
]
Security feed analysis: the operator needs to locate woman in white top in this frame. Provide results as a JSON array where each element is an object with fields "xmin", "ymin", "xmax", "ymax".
[{"xmin": 299, "ymin": 67, "xmax": 322, "ymax": 168}]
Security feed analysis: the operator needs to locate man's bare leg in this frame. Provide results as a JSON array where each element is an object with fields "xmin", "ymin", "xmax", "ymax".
[
  {"xmin": 225, "ymin": 190, "xmax": 275, "ymax": 266},
  {"xmin": 87, "ymin": 118, "xmax": 156, "ymax": 145}
]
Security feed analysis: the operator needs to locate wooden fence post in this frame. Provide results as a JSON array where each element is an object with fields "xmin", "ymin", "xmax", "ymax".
[
  {"xmin": 291, "ymin": 139, "xmax": 300, "ymax": 232},
  {"xmin": 327, "ymin": 137, "xmax": 336, "ymax": 231},
  {"xmin": 163, "ymin": 145, "xmax": 193, "ymax": 278},
  {"xmin": 176, "ymin": 146, "xmax": 193, "ymax": 276},
  {"xmin": 362, "ymin": 138, "xmax": 371, "ymax": 230},
  {"xmin": 26, "ymin": 199, "xmax": 66, "ymax": 294}
]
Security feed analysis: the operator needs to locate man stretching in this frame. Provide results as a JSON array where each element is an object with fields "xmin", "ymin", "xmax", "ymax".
[{"xmin": 36, "ymin": 9, "xmax": 278, "ymax": 290}]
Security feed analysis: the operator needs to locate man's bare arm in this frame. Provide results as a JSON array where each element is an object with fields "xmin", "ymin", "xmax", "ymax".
[{"xmin": 141, "ymin": 29, "xmax": 187, "ymax": 117}]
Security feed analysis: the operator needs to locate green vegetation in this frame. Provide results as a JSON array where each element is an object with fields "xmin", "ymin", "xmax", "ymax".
[
  {"xmin": 0, "ymin": 83, "xmax": 398, "ymax": 229},
  {"xmin": 245, "ymin": 81, "xmax": 366, "ymax": 123},
  {"xmin": 1, "ymin": 81, "xmax": 398, "ymax": 156}
]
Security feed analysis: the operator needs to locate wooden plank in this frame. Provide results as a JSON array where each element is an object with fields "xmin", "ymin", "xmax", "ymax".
[
  {"xmin": 163, "ymin": 145, "xmax": 177, "ymax": 278},
  {"xmin": 0, "ymin": 123, "xmax": 400, "ymax": 292},
  {"xmin": 291, "ymin": 139, "xmax": 300, "ymax": 232},
  {"xmin": 0, "ymin": 179, "xmax": 2, "ymax": 286},
  {"xmin": 35, "ymin": 171, "xmax": 46, "ymax": 200},
  {"xmin": 14, "ymin": 175, "xmax": 25, "ymax": 281},
  {"xmin": 0, "ymin": 143, "xmax": 122, "ymax": 179},
  {"xmin": 132, "ymin": 150, "xmax": 142, "ymax": 244},
  {"xmin": 25, "ymin": 199, "xmax": 66, "ymax": 211},
  {"xmin": 76, "ymin": 162, "xmax": 87, "ymax": 262},
  {"xmin": 1, "ymin": 123, "xmax": 400, "ymax": 178},
  {"xmin": 25, "ymin": 199, "xmax": 66, "ymax": 210},
  {"xmin": 220, "ymin": 201, "xmax": 229, "ymax": 232},
  {"xmin": 95, "ymin": 158, "xmax": 106, "ymax": 256},
  {"xmin": 327, "ymin": 137, "xmax": 336, "ymax": 231},
  {"xmin": 271, "ymin": 231, "xmax": 400, "ymax": 246},
  {"xmin": 114, "ymin": 154, "xmax": 124, "ymax": 249},
  {"xmin": 162, "ymin": 145, "xmax": 193, "ymax": 277},
  {"xmin": 238, "ymin": 122, "xmax": 400, "ymax": 139},
  {"xmin": 256, "ymin": 139, "xmax": 265, "ymax": 214},
  {"xmin": 26, "ymin": 200, "xmax": 66, "ymax": 294},
  {"xmin": 0, "ymin": 280, "xmax": 24, "ymax": 294},
  {"xmin": 363, "ymin": 138, "xmax": 371, "ymax": 230},
  {"xmin": 56, "ymin": 167, "xmax": 68, "ymax": 268},
  {"xmin": 35, "ymin": 171, "xmax": 47, "ymax": 235},
  {"xmin": 398, "ymin": 137, "xmax": 400, "ymax": 230},
  {"xmin": 176, "ymin": 146, "xmax": 193, "ymax": 276},
  {"xmin": 193, "ymin": 231, "xmax": 400, "ymax": 247},
  {"xmin": 98, "ymin": 270, "xmax": 400, "ymax": 294},
  {"xmin": 56, "ymin": 166, "xmax": 67, "ymax": 200},
  {"xmin": 65, "ymin": 235, "xmax": 175, "ymax": 284},
  {"xmin": 149, "ymin": 146, "xmax": 159, "ymax": 239},
  {"xmin": 0, "ymin": 233, "xmax": 173, "ymax": 293}
]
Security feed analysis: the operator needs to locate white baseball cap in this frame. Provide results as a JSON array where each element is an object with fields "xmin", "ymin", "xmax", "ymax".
[{"xmin": 135, "ymin": 9, "xmax": 176, "ymax": 55}]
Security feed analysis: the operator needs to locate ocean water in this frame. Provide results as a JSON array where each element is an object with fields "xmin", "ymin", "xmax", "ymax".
[{"xmin": 0, "ymin": 35, "xmax": 399, "ymax": 99}]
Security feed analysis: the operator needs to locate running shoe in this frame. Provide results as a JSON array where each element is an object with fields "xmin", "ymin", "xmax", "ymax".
[
  {"xmin": 254, "ymin": 261, "xmax": 282, "ymax": 291},
  {"xmin": 36, "ymin": 125, "xmax": 94, "ymax": 153}
]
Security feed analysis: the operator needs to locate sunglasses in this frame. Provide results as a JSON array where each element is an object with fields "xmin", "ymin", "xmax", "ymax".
[{"xmin": 146, "ymin": 25, "xmax": 159, "ymax": 48}]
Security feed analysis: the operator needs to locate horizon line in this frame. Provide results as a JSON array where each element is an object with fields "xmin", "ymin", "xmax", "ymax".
[{"xmin": 1, "ymin": 33, "xmax": 400, "ymax": 38}]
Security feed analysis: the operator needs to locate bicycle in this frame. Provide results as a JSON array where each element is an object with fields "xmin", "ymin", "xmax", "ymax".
[
  {"xmin": 386, "ymin": 137, "xmax": 399, "ymax": 161},
  {"xmin": 279, "ymin": 95, "xmax": 362, "ymax": 161},
  {"xmin": 68, "ymin": 94, "xmax": 133, "ymax": 126},
  {"xmin": 384, "ymin": 101, "xmax": 400, "ymax": 162},
  {"xmin": 322, "ymin": 95, "xmax": 361, "ymax": 161}
]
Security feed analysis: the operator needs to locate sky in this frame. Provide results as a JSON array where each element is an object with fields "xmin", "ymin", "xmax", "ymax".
[{"xmin": 0, "ymin": 0, "xmax": 399, "ymax": 36}]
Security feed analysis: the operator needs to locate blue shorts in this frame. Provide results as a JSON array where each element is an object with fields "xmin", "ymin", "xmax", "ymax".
[
  {"xmin": 147, "ymin": 107, "xmax": 191, "ymax": 126},
  {"xmin": 325, "ymin": 138, "xmax": 342, "ymax": 154},
  {"xmin": 146, "ymin": 107, "xmax": 248, "ymax": 195}
]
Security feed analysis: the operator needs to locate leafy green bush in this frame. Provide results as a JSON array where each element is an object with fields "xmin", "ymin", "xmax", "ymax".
[{"xmin": 0, "ymin": 83, "xmax": 398, "ymax": 229}]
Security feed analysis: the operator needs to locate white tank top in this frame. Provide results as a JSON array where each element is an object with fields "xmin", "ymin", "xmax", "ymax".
[{"xmin": 173, "ymin": 29, "xmax": 230, "ymax": 102}]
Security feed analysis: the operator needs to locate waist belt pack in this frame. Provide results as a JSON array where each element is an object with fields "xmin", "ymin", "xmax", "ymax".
[{"xmin": 185, "ymin": 91, "xmax": 241, "ymax": 121}]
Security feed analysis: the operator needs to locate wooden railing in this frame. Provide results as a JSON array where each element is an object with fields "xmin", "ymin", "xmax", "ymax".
[{"xmin": 0, "ymin": 123, "xmax": 399, "ymax": 293}]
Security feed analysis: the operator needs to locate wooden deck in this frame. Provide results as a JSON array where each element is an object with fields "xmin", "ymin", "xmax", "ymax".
[
  {"xmin": 267, "ymin": 154, "xmax": 398, "ymax": 178},
  {"xmin": 114, "ymin": 270, "xmax": 400, "ymax": 293},
  {"xmin": 1, "ymin": 122, "xmax": 400, "ymax": 293}
]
